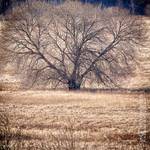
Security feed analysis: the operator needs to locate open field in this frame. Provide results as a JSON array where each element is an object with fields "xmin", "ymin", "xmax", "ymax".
[
  {"xmin": 0, "ymin": 5, "xmax": 150, "ymax": 150},
  {"xmin": 0, "ymin": 90, "xmax": 150, "ymax": 149},
  {"xmin": 0, "ymin": 16, "xmax": 149, "ymax": 150}
]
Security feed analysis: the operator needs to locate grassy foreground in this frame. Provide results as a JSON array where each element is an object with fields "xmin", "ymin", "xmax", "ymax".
[{"xmin": 0, "ymin": 90, "xmax": 150, "ymax": 149}]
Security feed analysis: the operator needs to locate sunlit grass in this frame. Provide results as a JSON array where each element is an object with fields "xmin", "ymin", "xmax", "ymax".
[{"xmin": 0, "ymin": 90, "xmax": 149, "ymax": 149}]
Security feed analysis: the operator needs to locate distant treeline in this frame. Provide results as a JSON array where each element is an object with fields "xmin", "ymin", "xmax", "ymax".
[
  {"xmin": 0, "ymin": 0, "xmax": 25, "ymax": 14},
  {"xmin": 0, "ymin": 0, "xmax": 150, "ymax": 15},
  {"xmin": 81, "ymin": 0, "xmax": 150, "ymax": 14}
]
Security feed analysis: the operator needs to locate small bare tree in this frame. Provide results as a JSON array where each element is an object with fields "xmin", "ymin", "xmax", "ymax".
[
  {"xmin": 0, "ymin": 21, "xmax": 11, "ymax": 90},
  {"xmin": 2, "ymin": 1, "xmax": 145, "ymax": 90},
  {"xmin": 0, "ymin": 22, "xmax": 9, "ymax": 71}
]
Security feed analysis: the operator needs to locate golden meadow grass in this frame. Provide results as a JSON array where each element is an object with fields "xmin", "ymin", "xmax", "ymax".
[{"xmin": 0, "ymin": 91, "xmax": 150, "ymax": 149}]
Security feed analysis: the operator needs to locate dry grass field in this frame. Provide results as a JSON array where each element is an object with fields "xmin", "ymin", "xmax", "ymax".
[
  {"xmin": 0, "ymin": 10, "xmax": 150, "ymax": 150},
  {"xmin": 0, "ymin": 90, "xmax": 150, "ymax": 149}
]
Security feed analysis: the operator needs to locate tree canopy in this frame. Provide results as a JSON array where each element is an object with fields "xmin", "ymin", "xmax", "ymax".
[{"xmin": 2, "ymin": 1, "xmax": 146, "ymax": 90}]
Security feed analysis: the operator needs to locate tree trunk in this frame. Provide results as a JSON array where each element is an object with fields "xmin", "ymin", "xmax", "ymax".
[{"xmin": 68, "ymin": 79, "xmax": 81, "ymax": 90}]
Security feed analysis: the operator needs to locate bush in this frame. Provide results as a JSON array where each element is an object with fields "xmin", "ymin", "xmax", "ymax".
[
  {"xmin": 0, "ymin": 109, "xmax": 23, "ymax": 150},
  {"xmin": 0, "ymin": 109, "xmax": 11, "ymax": 150}
]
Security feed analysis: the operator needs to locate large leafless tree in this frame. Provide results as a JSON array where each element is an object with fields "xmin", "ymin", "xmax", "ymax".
[{"xmin": 2, "ymin": 1, "xmax": 145, "ymax": 90}]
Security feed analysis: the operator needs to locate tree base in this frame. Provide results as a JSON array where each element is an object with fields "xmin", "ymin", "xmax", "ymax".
[{"xmin": 68, "ymin": 80, "xmax": 81, "ymax": 90}]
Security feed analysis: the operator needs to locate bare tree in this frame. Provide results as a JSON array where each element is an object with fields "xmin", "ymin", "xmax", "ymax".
[
  {"xmin": 0, "ymin": 21, "xmax": 10, "ymax": 72},
  {"xmin": 0, "ymin": 49, "xmax": 7, "ymax": 72},
  {"xmin": 1, "ymin": 1, "xmax": 145, "ymax": 90},
  {"xmin": 130, "ymin": 0, "xmax": 135, "ymax": 14}
]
